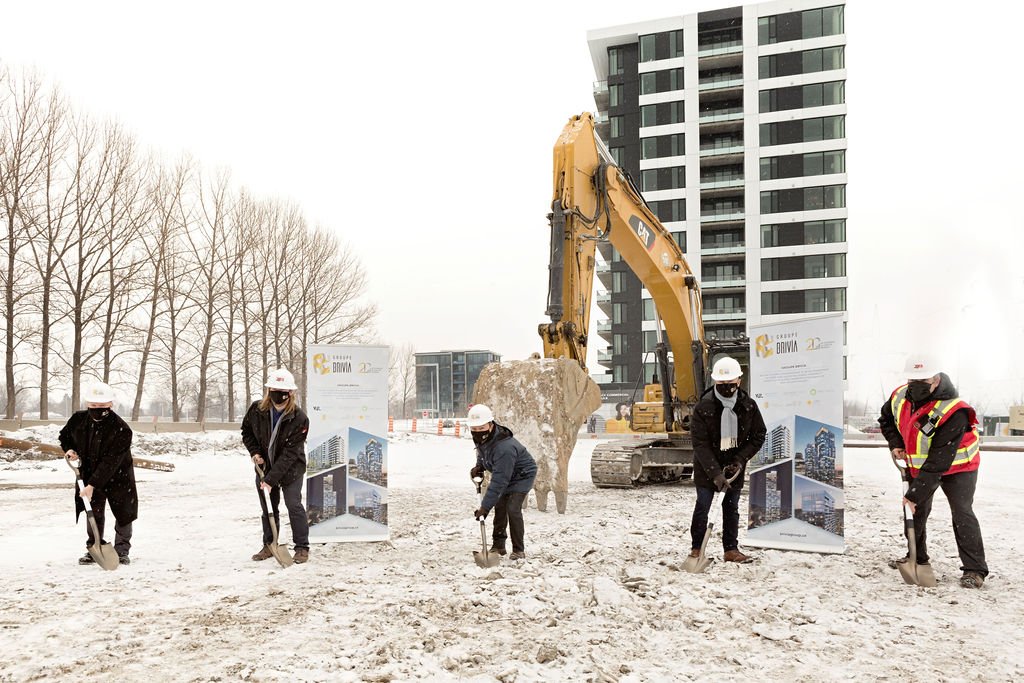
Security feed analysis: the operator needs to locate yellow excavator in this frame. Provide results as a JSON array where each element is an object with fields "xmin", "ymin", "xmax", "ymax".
[{"xmin": 538, "ymin": 112, "xmax": 747, "ymax": 488}]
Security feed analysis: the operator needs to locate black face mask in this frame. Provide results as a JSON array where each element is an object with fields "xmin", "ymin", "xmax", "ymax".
[
  {"xmin": 716, "ymin": 383, "xmax": 738, "ymax": 398},
  {"xmin": 471, "ymin": 429, "xmax": 492, "ymax": 446},
  {"xmin": 269, "ymin": 390, "xmax": 290, "ymax": 405},
  {"xmin": 88, "ymin": 407, "xmax": 110, "ymax": 422},
  {"xmin": 907, "ymin": 380, "xmax": 933, "ymax": 402}
]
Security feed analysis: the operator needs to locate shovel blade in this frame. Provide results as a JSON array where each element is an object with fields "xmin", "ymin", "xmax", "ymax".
[
  {"xmin": 473, "ymin": 550, "xmax": 501, "ymax": 568},
  {"xmin": 269, "ymin": 541, "xmax": 294, "ymax": 568},
  {"xmin": 681, "ymin": 553, "xmax": 713, "ymax": 573},
  {"xmin": 897, "ymin": 560, "xmax": 937, "ymax": 587},
  {"xmin": 89, "ymin": 542, "xmax": 120, "ymax": 571}
]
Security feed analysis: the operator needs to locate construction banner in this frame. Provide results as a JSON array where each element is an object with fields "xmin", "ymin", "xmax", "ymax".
[
  {"xmin": 745, "ymin": 313, "xmax": 846, "ymax": 554},
  {"xmin": 306, "ymin": 344, "xmax": 390, "ymax": 542}
]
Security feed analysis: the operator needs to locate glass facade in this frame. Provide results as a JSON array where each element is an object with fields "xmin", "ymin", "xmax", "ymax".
[{"xmin": 414, "ymin": 350, "xmax": 500, "ymax": 417}]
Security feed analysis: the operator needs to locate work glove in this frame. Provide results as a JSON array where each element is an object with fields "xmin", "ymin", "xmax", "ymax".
[
  {"xmin": 470, "ymin": 465, "xmax": 484, "ymax": 480},
  {"xmin": 723, "ymin": 460, "xmax": 741, "ymax": 478},
  {"xmin": 713, "ymin": 473, "xmax": 730, "ymax": 492},
  {"xmin": 474, "ymin": 508, "xmax": 488, "ymax": 521}
]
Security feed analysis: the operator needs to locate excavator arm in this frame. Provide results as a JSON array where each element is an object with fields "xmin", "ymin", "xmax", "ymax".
[{"xmin": 541, "ymin": 112, "xmax": 709, "ymax": 428}]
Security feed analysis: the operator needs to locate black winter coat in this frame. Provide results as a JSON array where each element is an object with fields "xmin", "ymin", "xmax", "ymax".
[
  {"xmin": 690, "ymin": 387, "xmax": 767, "ymax": 491},
  {"xmin": 475, "ymin": 423, "xmax": 537, "ymax": 512},
  {"xmin": 59, "ymin": 410, "xmax": 138, "ymax": 523},
  {"xmin": 241, "ymin": 401, "xmax": 309, "ymax": 487}
]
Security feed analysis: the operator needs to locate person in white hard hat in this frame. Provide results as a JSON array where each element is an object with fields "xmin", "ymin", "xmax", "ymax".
[
  {"xmin": 467, "ymin": 404, "xmax": 537, "ymax": 561},
  {"xmin": 878, "ymin": 354, "xmax": 987, "ymax": 588},
  {"xmin": 688, "ymin": 356, "xmax": 766, "ymax": 564},
  {"xmin": 241, "ymin": 367, "xmax": 311, "ymax": 564},
  {"xmin": 59, "ymin": 381, "xmax": 138, "ymax": 565}
]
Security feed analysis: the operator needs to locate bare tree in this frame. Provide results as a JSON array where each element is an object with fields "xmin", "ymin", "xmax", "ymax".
[
  {"xmin": 22, "ymin": 82, "xmax": 70, "ymax": 418},
  {"xmin": 0, "ymin": 68, "xmax": 53, "ymax": 417},
  {"xmin": 131, "ymin": 159, "xmax": 189, "ymax": 420},
  {"xmin": 185, "ymin": 168, "xmax": 233, "ymax": 422},
  {"xmin": 388, "ymin": 342, "xmax": 416, "ymax": 419}
]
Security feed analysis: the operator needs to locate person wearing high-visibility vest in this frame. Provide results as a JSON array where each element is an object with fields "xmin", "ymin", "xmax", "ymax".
[{"xmin": 878, "ymin": 355, "xmax": 987, "ymax": 588}]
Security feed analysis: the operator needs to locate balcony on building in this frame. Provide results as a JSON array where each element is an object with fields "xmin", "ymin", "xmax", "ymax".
[
  {"xmin": 696, "ymin": 10, "xmax": 742, "ymax": 58},
  {"xmin": 596, "ymin": 320, "xmax": 612, "ymax": 336},
  {"xmin": 702, "ymin": 276, "xmax": 747, "ymax": 290},
  {"xmin": 597, "ymin": 348, "xmax": 613, "ymax": 365},
  {"xmin": 592, "ymin": 80, "xmax": 609, "ymax": 110},
  {"xmin": 595, "ymin": 290, "xmax": 612, "ymax": 314},
  {"xmin": 592, "ymin": 372, "xmax": 613, "ymax": 385},
  {"xmin": 700, "ymin": 206, "xmax": 745, "ymax": 224},
  {"xmin": 698, "ymin": 104, "xmax": 744, "ymax": 125},
  {"xmin": 703, "ymin": 308, "xmax": 746, "ymax": 322}
]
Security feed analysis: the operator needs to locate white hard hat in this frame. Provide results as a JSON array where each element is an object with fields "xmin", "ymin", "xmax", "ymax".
[
  {"xmin": 265, "ymin": 368, "xmax": 298, "ymax": 391},
  {"xmin": 711, "ymin": 357, "xmax": 743, "ymax": 382},
  {"xmin": 466, "ymin": 404, "xmax": 494, "ymax": 427},
  {"xmin": 904, "ymin": 354, "xmax": 940, "ymax": 380},
  {"xmin": 83, "ymin": 381, "xmax": 115, "ymax": 404}
]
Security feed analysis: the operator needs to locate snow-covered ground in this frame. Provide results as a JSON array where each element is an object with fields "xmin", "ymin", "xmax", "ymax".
[{"xmin": 0, "ymin": 427, "xmax": 1021, "ymax": 682}]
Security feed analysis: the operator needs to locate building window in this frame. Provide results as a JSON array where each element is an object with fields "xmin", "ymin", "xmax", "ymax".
[
  {"xmin": 759, "ymin": 5, "xmax": 843, "ymax": 45},
  {"xmin": 613, "ymin": 302, "xmax": 627, "ymax": 323},
  {"xmin": 609, "ymin": 47, "xmax": 625, "ymax": 75},
  {"xmin": 643, "ymin": 330, "xmax": 659, "ymax": 353},
  {"xmin": 640, "ymin": 72, "xmax": 657, "ymax": 95},
  {"xmin": 641, "ymin": 101, "xmax": 685, "ymax": 127},
  {"xmin": 703, "ymin": 262, "xmax": 744, "ymax": 282},
  {"xmin": 760, "ymin": 185, "xmax": 846, "ymax": 214},
  {"xmin": 703, "ymin": 293, "xmax": 745, "ymax": 314},
  {"xmin": 761, "ymin": 254, "xmax": 846, "ymax": 281},
  {"xmin": 613, "ymin": 365, "xmax": 629, "ymax": 383},
  {"xmin": 643, "ymin": 298, "xmax": 656, "ymax": 321},
  {"xmin": 641, "ymin": 105, "xmax": 657, "ymax": 127},
  {"xmin": 611, "ymin": 271, "xmax": 624, "ymax": 292},
  {"xmin": 609, "ymin": 147, "xmax": 624, "ymax": 165},
  {"xmin": 760, "ymin": 115, "xmax": 845, "ymax": 146},
  {"xmin": 610, "ymin": 115, "xmax": 624, "ymax": 138},
  {"xmin": 642, "ymin": 166, "xmax": 686, "ymax": 192},
  {"xmin": 761, "ymin": 288, "xmax": 846, "ymax": 314},
  {"xmin": 669, "ymin": 29, "xmax": 684, "ymax": 58},
  {"xmin": 651, "ymin": 198, "xmax": 686, "ymax": 222},
  {"xmin": 702, "ymin": 229, "xmax": 744, "ymax": 249},
  {"xmin": 760, "ymin": 150, "xmax": 846, "ymax": 180},
  {"xmin": 672, "ymin": 231, "xmax": 686, "ymax": 252},
  {"xmin": 641, "ymin": 133, "xmax": 685, "ymax": 159},
  {"xmin": 613, "ymin": 333, "xmax": 628, "ymax": 355},
  {"xmin": 639, "ymin": 34, "xmax": 656, "ymax": 62},
  {"xmin": 609, "ymin": 83, "xmax": 623, "ymax": 108},
  {"xmin": 759, "ymin": 81, "xmax": 845, "ymax": 113},
  {"xmin": 761, "ymin": 220, "xmax": 846, "ymax": 247},
  {"xmin": 759, "ymin": 46, "xmax": 845, "ymax": 78}
]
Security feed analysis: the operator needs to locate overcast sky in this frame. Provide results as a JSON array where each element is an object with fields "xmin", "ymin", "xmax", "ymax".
[{"xmin": 1, "ymin": 1, "xmax": 1021, "ymax": 411}]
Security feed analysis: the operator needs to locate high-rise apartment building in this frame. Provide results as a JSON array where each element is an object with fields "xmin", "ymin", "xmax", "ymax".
[{"xmin": 587, "ymin": 1, "xmax": 846, "ymax": 407}]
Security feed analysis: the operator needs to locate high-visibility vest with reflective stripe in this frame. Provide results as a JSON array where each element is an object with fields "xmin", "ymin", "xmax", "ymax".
[{"xmin": 890, "ymin": 385, "xmax": 980, "ymax": 477}]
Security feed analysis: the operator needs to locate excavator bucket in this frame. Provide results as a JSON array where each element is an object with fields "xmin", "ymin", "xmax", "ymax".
[{"xmin": 472, "ymin": 358, "xmax": 601, "ymax": 514}]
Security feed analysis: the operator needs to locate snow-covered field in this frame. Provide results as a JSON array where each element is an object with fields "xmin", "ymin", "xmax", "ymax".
[{"xmin": 0, "ymin": 427, "xmax": 1021, "ymax": 682}]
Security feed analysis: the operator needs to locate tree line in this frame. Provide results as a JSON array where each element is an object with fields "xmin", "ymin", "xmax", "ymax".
[{"xmin": 0, "ymin": 66, "xmax": 376, "ymax": 421}]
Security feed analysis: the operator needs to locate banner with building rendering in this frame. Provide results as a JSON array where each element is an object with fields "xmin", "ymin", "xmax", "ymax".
[
  {"xmin": 306, "ymin": 344, "xmax": 390, "ymax": 542},
  {"xmin": 745, "ymin": 313, "xmax": 845, "ymax": 554}
]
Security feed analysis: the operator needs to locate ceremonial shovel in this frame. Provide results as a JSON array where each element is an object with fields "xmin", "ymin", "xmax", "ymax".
[
  {"xmin": 255, "ymin": 464, "xmax": 294, "ymax": 568},
  {"xmin": 892, "ymin": 454, "xmax": 937, "ymax": 587},
  {"xmin": 66, "ymin": 458, "xmax": 120, "ymax": 570},
  {"xmin": 472, "ymin": 476, "xmax": 500, "ymax": 568}
]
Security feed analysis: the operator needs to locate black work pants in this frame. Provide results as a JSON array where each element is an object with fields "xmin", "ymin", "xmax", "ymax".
[
  {"xmin": 491, "ymin": 491, "xmax": 528, "ymax": 553},
  {"xmin": 85, "ymin": 490, "xmax": 133, "ymax": 556},
  {"xmin": 690, "ymin": 485, "xmax": 741, "ymax": 552},
  {"xmin": 914, "ymin": 469, "xmax": 987, "ymax": 576},
  {"xmin": 256, "ymin": 474, "xmax": 310, "ymax": 550}
]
